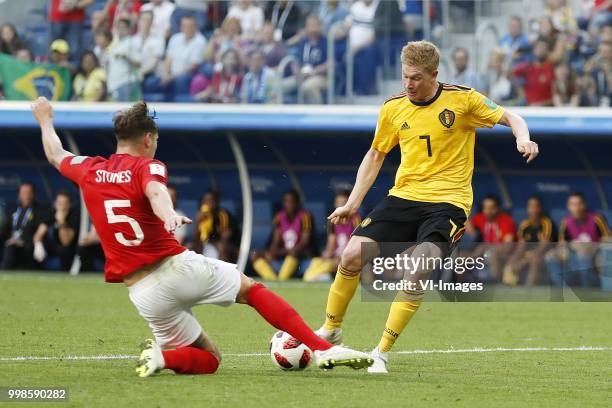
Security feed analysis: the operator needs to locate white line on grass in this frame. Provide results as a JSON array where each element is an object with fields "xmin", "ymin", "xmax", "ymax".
[{"xmin": 1, "ymin": 346, "xmax": 610, "ymax": 362}]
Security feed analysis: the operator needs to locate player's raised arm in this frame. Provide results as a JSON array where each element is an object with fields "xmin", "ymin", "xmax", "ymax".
[
  {"xmin": 31, "ymin": 97, "xmax": 72, "ymax": 170},
  {"xmin": 328, "ymin": 148, "xmax": 386, "ymax": 224},
  {"xmin": 145, "ymin": 181, "xmax": 192, "ymax": 233},
  {"xmin": 498, "ymin": 109, "xmax": 539, "ymax": 163}
]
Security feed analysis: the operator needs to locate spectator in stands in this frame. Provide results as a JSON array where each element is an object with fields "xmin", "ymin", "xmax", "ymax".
[
  {"xmin": 546, "ymin": 0, "xmax": 578, "ymax": 34},
  {"xmin": 553, "ymin": 62, "xmax": 580, "ymax": 106},
  {"xmin": 512, "ymin": 38, "xmax": 555, "ymax": 106},
  {"xmin": 503, "ymin": 197, "xmax": 555, "ymax": 286},
  {"xmin": 32, "ymin": 191, "xmax": 79, "ymax": 271},
  {"xmin": 132, "ymin": 10, "xmax": 165, "ymax": 82},
  {"xmin": 106, "ymin": 18, "xmax": 141, "ymax": 101},
  {"xmin": 241, "ymin": 49, "xmax": 278, "ymax": 103},
  {"xmin": 73, "ymin": 51, "xmax": 107, "ymax": 101},
  {"xmin": 466, "ymin": 195, "xmax": 516, "ymax": 282},
  {"xmin": 145, "ymin": 15, "xmax": 206, "ymax": 101},
  {"xmin": 103, "ymin": 0, "xmax": 143, "ymax": 34},
  {"xmin": 140, "ymin": 0, "xmax": 175, "ymax": 40},
  {"xmin": 93, "ymin": 29, "xmax": 113, "ymax": 70},
  {"xmin": 251, "ymin": 22, "xmax": 288, "ymax": 69},
  {"xmin": 191, "ymin": 189, "xmax": 239, "ymax": 262},
  {"xmin": 579, "ymin": 0, "xmax": 612, "ymax": 32},
  {"xmin": 345, "ymin": 0, "xmax": 379, "ymax": 54},
  {"xmin": 583, "ymin": 39, "xmax": 611, "ymax": 106},
  {"xmin": 264, "ymin": 0, "xmax": 302, "ymax": 42},
  {"xmin": 285, "ymin": 14, "xmax": 328, "ymax": 104},
  {"xmin": 449, "ymin": 47, "xmax": 484, "ymax": 91},
  {"xmin": 302, "ymin": 190, "xmax": 361, "ymax": 282},
  {"xmin": 171, "ymin": 0, "xmax": 208, "ymax": 36},
  {"xmin": 203, "ymin": 17, "xmax": 246, "ymax": 64},
  {"xmin": 484, "ymin": 48, "xmax": 514, "ymax": 102},
  {"xmin": 534, "ymin": 16, "xmax": 557, "ymax": 49},
  {"xmin": 49, "ymin": 39, "xmax": 77, "ymax": 75},
  {"xmin": 76, "ymin": 224, "xmax": 104, "ymax": 272},
  {"xmin": 0, "ymin": 23, "xmax": 26, "ymax": 56},
  {"xmin": 227, "ymin": 0, "xmax": 265, "ymax": 40},
  {"xmin": 193, "ymin": 48, "xmax": 243, "ymax": 103},
  {"xmin": 545, "ymin": 192, "xmax": 610, "ymax": 287},
  {"xmin": 167, "ymin": 185, "xmax": 187, "ymax": 245},
  {"xmin": 0, "ymin": 182, "xmax": 46, "ymax": 270},
  {"xmin": 15, "ymin": 47, "xmax": 34, "ymax": 63},
  {"xmin": 250, "ymin": 189, "xmax": 315, "ymax": 280},
  {"xmin": 577, "ymin": 70, "xmax": 599, "ymax": 105},
  {"xmin": 48, "ymin": 0, "xmax": 95, "ymax": 63},
  {"xmin": 316, "ymin": 0, "xmax": 349, "ymax": 33},
  {"xmin": 499, "ymin": 16, "xmax": 530, "ymax": 67}
]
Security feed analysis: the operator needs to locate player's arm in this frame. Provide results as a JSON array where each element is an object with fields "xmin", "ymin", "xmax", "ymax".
[
  {"xmin": 145, "ymin": 181, "xmax": 192, "ymax": 233},
  {"xmin": 31, "ymin": 97, "xmax": 72, "ymax": 170},
  {"xmin": 497, "ymin": 110, "xmax": 539, "ymax": 163},
  {"xmin": 328, "ymin": 148, "xmax": 386, "ymax": 225},
  {"xmin": 32, "ymin": 223, "xmax": 49, "ymax": 262}
]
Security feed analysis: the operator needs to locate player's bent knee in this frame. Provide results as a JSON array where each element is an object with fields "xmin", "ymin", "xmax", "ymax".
[
  {"xmin": 340, "ymin": 244, "xmax": 363, "ymax": 272},
  {"xmin": 235, "ymin": 274, "xmax": 257, "ymax": 304}
]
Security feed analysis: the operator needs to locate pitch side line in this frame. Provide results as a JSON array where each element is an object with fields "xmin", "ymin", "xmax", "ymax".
[{"xmin": 1, "ymin": 346, "xmax": 611, "ymax": 362}]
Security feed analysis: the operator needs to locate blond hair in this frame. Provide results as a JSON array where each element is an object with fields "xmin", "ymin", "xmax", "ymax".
[{"xmin": 400, "ymin": 41, "xmax": 440, "ymax": 73}]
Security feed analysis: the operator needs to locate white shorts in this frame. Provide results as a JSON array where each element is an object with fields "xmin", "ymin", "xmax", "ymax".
[{"xmin": 128, "ymin": 250, "xmax": 242, "ymax": 349}]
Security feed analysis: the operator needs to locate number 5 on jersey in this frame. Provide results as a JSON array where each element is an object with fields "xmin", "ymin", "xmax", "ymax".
[{"xmin": 104, "ymin": 200, "xmax": 144, "ymax": 246}]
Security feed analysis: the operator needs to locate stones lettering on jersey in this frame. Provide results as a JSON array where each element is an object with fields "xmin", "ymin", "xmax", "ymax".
[
  {"xmin": 438, "ymin": 109, "xmax": 455, "ymax": 128},
  {"xmin": 95, "ymin": 170, "xmax": 132, "ymax": 183}
]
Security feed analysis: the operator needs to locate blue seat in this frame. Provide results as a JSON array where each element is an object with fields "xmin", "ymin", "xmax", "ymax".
[
  {"xmin": 550, "ymin": 209, "xmax": 567, "ymax": 227},
  {"xmin": 252, "ymin": 200, "xmax": 272, "ymax": 225},
  {"xmin": 305, "ymin": 201, "xmax": 326, "ymax": 229},
  {"xmin": 221, "ymin": 200, "xmax": 237, "ymax": 217},
  {"xmin": 252, "ymin": 225, "xmax": 272, "ymax": 250},
  {"xmin": 511, "ymin": 208, "xmax": 528, "ymax": 226}
]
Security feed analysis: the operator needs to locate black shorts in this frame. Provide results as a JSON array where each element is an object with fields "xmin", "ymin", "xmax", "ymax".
[{"xmin": 353, "ymin": 196, "xmax": 467, "ymax": 245}]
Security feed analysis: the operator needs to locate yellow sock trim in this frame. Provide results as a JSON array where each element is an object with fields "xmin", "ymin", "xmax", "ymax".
[
  {"xmin": 253, "ymin": 258, "xmax": 277, "ymax": 281},
  {"xmin": 377, "ymin": 295, "xmax": 422, "ymax": 353},
  {"xmin": 278, "ymin": 255, "xmax": 299, "ymax": 281},
  {"xmin": 323, "ymin": 265, "xmax": 360, "ymax": 330}
]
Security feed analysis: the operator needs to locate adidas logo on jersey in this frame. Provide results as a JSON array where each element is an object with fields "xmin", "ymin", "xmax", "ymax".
[{"xmin": 401, "ymin": 122, "xmax": 410, "ymax": 130}]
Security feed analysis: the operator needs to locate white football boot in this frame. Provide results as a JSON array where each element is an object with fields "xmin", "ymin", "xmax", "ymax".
[
  {"xmin": 367, "ymin": 347, "xmax": 389, "ymax": 374},
  {"xmin": 136, "ymin": 339, "xmax": 165, "ymax": 377},
  {"xmin": 314, "ymin": 345, "xmax": 373, "ymax": 370},
  {"xmin": 315, "ymin": 326, "xmax": 343, "ymax": 345}
]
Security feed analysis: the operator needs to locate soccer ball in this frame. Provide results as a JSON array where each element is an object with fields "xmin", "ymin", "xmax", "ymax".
[{"xmin": 269, "ymin": 331, "xmax": 312, "ymax": 371}]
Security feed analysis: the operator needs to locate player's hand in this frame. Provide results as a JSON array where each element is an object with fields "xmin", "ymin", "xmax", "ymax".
[
  {"xmin": 33, "ymin": 241, "xmax": 47, "ymax": 263},
  {"xmin": 516, "ymin": 140, "xmax": 539, "ymax": 163},
  {"xmin": 165, "ymin": 215, "xmax": 192, "ymax": 234},
  {"xmin": 328, "ymin": 205, "xmax": 355, "ymax": 225},
  {"xmin": 31, "ymin": 97, "xmax": 54, "ymax": 124}
]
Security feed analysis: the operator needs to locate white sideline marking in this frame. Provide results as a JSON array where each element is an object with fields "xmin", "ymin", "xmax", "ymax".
[{"xmin": 1, "ymin": 346, "xmax": 610, "ymax": 362}]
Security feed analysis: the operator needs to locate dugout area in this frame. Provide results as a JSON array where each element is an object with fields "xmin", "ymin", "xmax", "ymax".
[{"xmin": 0, "ymin": 104, "xmax": 611, "ymax": 273}]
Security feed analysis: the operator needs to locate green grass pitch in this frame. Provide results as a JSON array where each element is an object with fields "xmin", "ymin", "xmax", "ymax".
[{"xmin": 1, "ymin": 272, "xmax": 610, "ymax": 407}]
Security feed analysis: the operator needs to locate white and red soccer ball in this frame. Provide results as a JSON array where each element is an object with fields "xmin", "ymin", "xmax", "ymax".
[{"xmin": 269, "ymin": 331, "xmax": 312, "ymax": 371}]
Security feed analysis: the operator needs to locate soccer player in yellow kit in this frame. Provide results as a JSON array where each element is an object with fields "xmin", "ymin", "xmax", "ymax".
[{"xmin": 315, "ymin": 41, "xmax": 539, "ymax": 373}]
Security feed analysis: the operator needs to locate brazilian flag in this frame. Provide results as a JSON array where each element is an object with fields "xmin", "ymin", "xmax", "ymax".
[{"xmin": 0, "ymin": 54, "xmax": 72, "ymax": 101}]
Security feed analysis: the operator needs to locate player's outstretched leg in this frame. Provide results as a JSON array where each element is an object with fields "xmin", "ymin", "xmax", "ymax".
[{"xmin": 236, "ymin": 276, "xmax": 373, "ymax": 370}]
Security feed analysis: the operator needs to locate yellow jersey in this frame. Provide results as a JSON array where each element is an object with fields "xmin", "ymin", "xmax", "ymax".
[{"xmin": 371, "ymin": 83, "xmax": 505, "ymax": 216}]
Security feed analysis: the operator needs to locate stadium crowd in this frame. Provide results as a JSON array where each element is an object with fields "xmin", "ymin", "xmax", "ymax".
[
  {"xmin": 1, "ymin": 181, "xmax": 610, "ymax": 288},
  {"xmin": 0, "ymin": 0, "xmax": 609, "ymax": 105}
]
